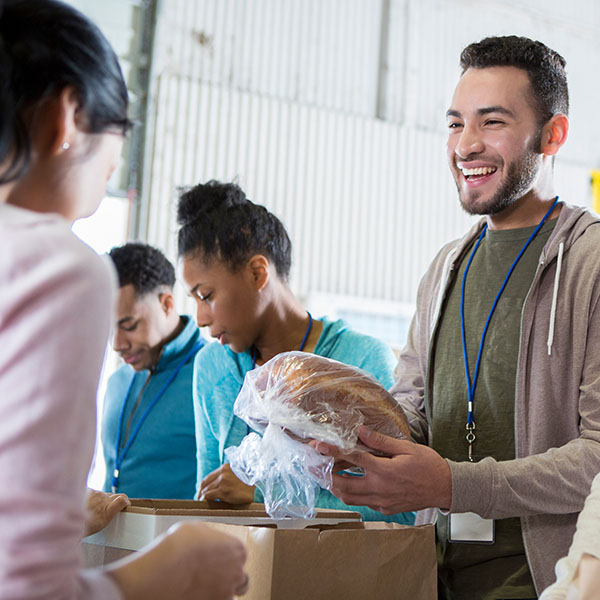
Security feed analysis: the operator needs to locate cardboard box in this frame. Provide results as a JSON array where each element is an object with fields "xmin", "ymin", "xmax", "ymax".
[
  {"xmin": 82, "ymin": 499, "xmax": 436, "ymax": 599},
  {"xmin": 82, "ymin": 499, "xmax": 362, "ymax": 566}
]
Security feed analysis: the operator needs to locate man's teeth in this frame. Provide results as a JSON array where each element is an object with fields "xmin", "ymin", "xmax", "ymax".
[{"xmin": 461, "ymin": 166, "xmax": 497, "ymax": 176}]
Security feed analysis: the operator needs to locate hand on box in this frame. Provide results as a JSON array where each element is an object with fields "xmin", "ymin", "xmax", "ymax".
[
  {"xmin": 315, "ymin": 426, "xmax": 452, "ymax": 514},
  {"xmin": 84, "ymin": 488, "xmax": 130, "ymax": 537},
  {"xmin": 198, "ymin": 463, "xmax": 256, "ymax": 504},
  {"xmin": 106, "ymin": 521, "xmax": 249, "ymax": 599}
]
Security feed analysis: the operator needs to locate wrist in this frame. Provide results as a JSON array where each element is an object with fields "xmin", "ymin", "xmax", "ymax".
[{"xmin": 437, "ymin": 458, "xmax": 452, "ymax": 511}]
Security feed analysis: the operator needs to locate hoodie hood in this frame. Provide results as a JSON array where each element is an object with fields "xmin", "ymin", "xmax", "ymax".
[{"xmin": 539, "ymin": 203, "xmax": 600, "ymax": 264}]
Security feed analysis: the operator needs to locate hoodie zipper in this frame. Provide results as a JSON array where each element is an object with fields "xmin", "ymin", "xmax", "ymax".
[{"xmin": 122, "ymin": 370, "xmax": 154, "ymax": 448}]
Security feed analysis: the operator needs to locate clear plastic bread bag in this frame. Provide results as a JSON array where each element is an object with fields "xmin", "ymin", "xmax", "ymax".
[{"xmin": 225, "ymin": 351, "xmax": 409, "ymax": 519}]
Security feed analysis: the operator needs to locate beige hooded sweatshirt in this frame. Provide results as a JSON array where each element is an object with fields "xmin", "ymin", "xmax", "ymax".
[{"xmin": 391, "ymin": 203, "xmax": 600, "ymax": 594}]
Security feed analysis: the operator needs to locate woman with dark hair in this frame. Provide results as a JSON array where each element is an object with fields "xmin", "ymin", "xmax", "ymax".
[
  {"xmin": 0, "ymin": 2, "xmax": 247, "ymax": 599},
  {"xmin": 177, "ymin": 179, "xmax": 415, "ymax": 525}
]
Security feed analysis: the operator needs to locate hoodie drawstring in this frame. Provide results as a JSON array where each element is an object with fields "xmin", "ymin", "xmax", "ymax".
[{"xmin": 547, "ymin": 241, "xmax": 564, "ymax": 356}]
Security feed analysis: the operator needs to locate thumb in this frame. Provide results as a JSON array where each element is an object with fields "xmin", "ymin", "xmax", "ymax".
[
  {"xmin": 358, "ymin": 426, "xmax": 413, "ymax": 456},
  {"xmin": 107, "ymin": 494, "xmax": 130, "ymax": 517}
]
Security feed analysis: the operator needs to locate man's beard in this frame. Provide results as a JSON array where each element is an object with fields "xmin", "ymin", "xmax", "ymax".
[{"xmin": 456, "ymin": 141, "xmax": 542, "ymax": 216}]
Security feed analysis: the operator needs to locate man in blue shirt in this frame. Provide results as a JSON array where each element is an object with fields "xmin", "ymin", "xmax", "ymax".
[{"xmin": 101, "ymin": 242, "xmax": 204, "ymax": 499}]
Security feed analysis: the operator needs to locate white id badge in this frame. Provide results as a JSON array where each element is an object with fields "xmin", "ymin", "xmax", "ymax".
[{"xmin": 448, "ymin": 512, "xmax": 495, "ymax": 544}]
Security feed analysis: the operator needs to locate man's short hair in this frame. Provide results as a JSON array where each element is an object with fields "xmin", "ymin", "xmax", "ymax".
[
  {"xmin": 459, "ymin": 36, "xmax": 569, "ymax": 124},
  {"xmin": 108, "ymin": 242, "xmax": 175, "ymax": 295}
]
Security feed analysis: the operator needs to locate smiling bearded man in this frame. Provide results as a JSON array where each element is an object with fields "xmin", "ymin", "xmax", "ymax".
[{"xmin": 317, "ymin": 36, "xmax": 600, "ymax": 600}]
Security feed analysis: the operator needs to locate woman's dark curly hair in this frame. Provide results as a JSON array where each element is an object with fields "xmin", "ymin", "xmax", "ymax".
[{"xmin": 177, "ymin": 180, "xmax": 292, "ymax": 281}]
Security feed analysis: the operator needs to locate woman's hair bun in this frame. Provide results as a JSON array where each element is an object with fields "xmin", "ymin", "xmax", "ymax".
[
  {"xmin": 177, "ymin": 180, "xmax": 248, "ymax": 227},
  {"xmin": 176, "ymin": 179, "xmax": 292, "ymax": 280}
]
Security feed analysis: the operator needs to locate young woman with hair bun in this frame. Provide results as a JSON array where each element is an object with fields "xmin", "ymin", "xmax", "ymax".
[{"xmin": 177, "ymin": 179, "xmax": 415, "ymax": 525}]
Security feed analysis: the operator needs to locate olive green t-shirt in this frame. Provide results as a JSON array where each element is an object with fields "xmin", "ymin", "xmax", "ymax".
[{"xmin": 431, "ymin": 218, "xmax": 557, "ymax": 600}]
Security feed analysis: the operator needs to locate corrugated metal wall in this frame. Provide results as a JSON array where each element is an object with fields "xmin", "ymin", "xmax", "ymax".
[
  {"xmin": 140, "ymin": 0, "xmax": 600, "ymax": 310},
  {"xmin": 145, "ymin": 76, "xmax": 462, "ymax": 305}
]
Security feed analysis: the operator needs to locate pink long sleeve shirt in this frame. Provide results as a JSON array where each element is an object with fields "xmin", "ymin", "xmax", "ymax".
[{"xmin": 0, "ymin": 204, "xmax": 122, "ymax": 599}]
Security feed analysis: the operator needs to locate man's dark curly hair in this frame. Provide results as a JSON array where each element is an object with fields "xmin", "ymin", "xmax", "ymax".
[
  {"xmin": 176, "ymin": 180, "xmax": 292, "ymax": 280},
  {"xmin": 460, "ymin": 36, "xmax": 569, "ymax": 125},
  {"xmin": 108, "ymin": 242, "xmax": 175, "ymax": 295}
]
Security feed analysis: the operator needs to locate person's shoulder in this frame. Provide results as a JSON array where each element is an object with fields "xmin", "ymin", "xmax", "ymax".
[
  {"xmin": 0, "ymin": 206, "xmax": 115, "ymax": 302},
  {"xmin": 429, "ymin": 221, "xmax": 482, "ymax": 268},
  {"xmin": 194, "ymin": 341, "xmax": 233, "ymax": 381},
  {"xmin": 196, "ymin": 340, "xmax": 228, "ymax": 363},
  {"xmin": 318, "ymin": 318, "xmax": 396, "ymax": 383},
  {"xmin": 194, "ymin": 341, "xmax": 251, "ymax": 389},
  {"xmin": 0, "ymin": 206, "xmax": 66, "ymax": 271},
  {"xmin": 325, "ymin": 319, "xmax": 392, "ymax": 355},
  {"xmin": 107, "ymin": 363, "xmax": 135, "ymax": 389},
  {"xmin": 555, "ymin": 205, "xmax": 600, "ymax": 264}
]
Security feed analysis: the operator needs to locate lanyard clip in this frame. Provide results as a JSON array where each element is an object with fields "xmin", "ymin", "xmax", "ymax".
[
  {"xmin": 111, "ymin": 468, "xmax": 120, "ymax": 494},
  {"xmin": 465, "ymin": 422, "xmax": 476, "ymax": 462}
]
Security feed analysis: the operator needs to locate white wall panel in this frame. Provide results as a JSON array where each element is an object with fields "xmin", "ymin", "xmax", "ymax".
[
  {"xmin": 153, "ymin": 0, "xmax": 383, "ymax": 115},
  {"xmin": 142, "ymin": 0, "xmax": 600, "ymax": 327},
  {"xmin": 145, "ymin": 76, "xmax": 472, "ymax": 306},
  {"xmin": 385, "ymin": 0, "xmax": 600, "ymax": 164}
]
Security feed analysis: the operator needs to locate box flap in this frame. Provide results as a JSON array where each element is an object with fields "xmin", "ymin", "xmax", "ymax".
[{"xmin": 124, "ymin": 498, "xmax": 362, "ymax": 521}]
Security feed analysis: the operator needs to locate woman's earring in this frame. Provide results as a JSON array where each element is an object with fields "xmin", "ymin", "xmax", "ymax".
[{"xmin": 61, "ymin": 141, "xmax": 70, "ymax": 151}]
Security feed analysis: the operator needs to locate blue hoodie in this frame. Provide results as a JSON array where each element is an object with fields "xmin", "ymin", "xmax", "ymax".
[
  {"xmin": 193, "ymin": 317, "xmax": 415, "ymax": 524},
  {"xmin": 102, "ymin": 316, "xmax": 205, "ymax": 499}
]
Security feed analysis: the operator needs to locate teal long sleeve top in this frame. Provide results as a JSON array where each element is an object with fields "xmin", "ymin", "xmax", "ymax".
[
  {"xmin": 101, "ymin": 316, "xmax": 205, "ymax": 499},
  {"xmin": 193, "ymin": 317, "xmax": 415, "ymax": 525}
]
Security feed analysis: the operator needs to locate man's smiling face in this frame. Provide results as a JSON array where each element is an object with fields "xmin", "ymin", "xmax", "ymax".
[{"xmin": 446, "ymin": 66, "xmax": 544, "ymax": 216}]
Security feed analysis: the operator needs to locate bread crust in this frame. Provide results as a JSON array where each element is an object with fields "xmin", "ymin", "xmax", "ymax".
[{"xmin": 251, "ymin": 352, "xmax": 410, "ymax": 464}]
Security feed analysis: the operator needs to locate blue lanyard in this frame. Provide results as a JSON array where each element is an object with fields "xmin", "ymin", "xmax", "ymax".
[
  {"xmin": 246, "ymin": 311, "xmax": 313, "ymax": 435},
  {"xmin": 111, "ymin": 341, "xmax": 203, "ymax": 492},
  {"xmin": 460, "ymin": 197, "xmax": 559, "ymax": 461},
  {"xmin": 250, "ymin": 311, "xmax": 313, "ymax": 369}
]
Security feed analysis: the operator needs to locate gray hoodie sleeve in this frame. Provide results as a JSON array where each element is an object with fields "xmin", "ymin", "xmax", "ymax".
[
  {"xmin": 390, "ymin": 241, "xmax": 460, "ymax": 445},
  {"xmin": 390, "ymin": 311, "xmax": 430, "ymax": 444}
]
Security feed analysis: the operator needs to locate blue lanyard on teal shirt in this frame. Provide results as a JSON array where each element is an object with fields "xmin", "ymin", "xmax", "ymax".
[
  {"xmin": 111, "ymin": 341, "xmax": 203, "ymax": 492},
  {"xmin": 460, "ymin": 197, "xmax": 559, "ymax": 461}
]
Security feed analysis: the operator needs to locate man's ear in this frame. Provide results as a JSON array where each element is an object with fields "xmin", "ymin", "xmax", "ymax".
[
  {"xmin": 247, "ymin": 255, "xmax": 270, "ymax": 292},
  {"xmin": 158, "ymin": 291, "xmax": 175, "ymax": 316},
  {"xmin": 540, "ymin": 114, "xmax": 569, "ymax": 157}
]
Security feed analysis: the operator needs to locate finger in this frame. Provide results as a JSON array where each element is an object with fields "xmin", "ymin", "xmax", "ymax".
[
  {"xmin": 200, "ymin": 467, "xmax": 221, "ymax": 487},
  {"xmin": 329, "ymin": 477, "xmax": 398, "ymax": 513},
  {"xmin": 217, "ymin": 468, "xmax": 238, "ymax": 485},
  {"xmin": 358, "ymin": 426, "xmax": 413, "ymax": 455},
  {"xmin": 314, "ymin": 441, "xmax": 357, "ymax": 462},
  {"xmin": 107, "ymin": 494, "xmax": 130, "ymax": 516},
  {"xmin": 198, "ymin": 477, "xmax": 219, "ymax": 499},
  {"xmin": 203, "ymin": 469, "xmax": 240, "ymax": 496},
  {"xmin": 200, "ymin": 486, "xmax": 225, "ymax": 501},
  {"xmin": 330, "ymin": 471, "xmax": 375, "ymax": 496},
  {"xmin": 315, "ymin": 441, "xmax": 381, "ymax": 471},
  {"xmin": 234, "ymin": 572, "xmax": 250, "ymax": 595},
  {"xmin": 199, "ymin": 467, "xmax": 222, "ymax": 492}
]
